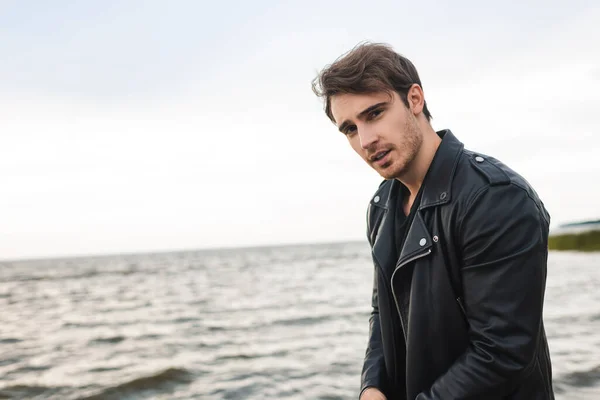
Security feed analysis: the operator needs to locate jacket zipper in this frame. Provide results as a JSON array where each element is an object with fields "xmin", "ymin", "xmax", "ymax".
[{"xmin": 390, "ymin": 248, "xmax": 432, "ymax": 341}]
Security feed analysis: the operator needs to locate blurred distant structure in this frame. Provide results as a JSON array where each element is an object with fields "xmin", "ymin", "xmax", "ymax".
[{"xmin": 549, "ymin": 219, "xmax": 600, "ymax": 251}]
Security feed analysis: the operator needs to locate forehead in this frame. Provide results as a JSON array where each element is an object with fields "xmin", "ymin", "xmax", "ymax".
[{"xmin": 330, "ymin": 91, "xmax": 394, "ymax": 125}]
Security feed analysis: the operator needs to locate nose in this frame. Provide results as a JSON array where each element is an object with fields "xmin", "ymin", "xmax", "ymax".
[{"xmin": 358, "ymin": 124, "xmax": 378, "ymax": 150}]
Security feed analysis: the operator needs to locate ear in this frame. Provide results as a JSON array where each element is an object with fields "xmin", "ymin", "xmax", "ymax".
[{"xmin": 407, "ymin": 84, "xmax": 425, "ymax": 116}]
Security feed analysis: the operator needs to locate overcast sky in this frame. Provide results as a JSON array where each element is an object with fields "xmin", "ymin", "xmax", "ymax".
[{"xmin": 1, "ymin": 0, "xmax": 598, "ymax": 260}]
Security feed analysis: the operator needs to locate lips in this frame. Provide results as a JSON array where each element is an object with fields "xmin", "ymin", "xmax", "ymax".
[{"xmin": 370, "ymin": 150, "xmax": 390, "ymax": 162}]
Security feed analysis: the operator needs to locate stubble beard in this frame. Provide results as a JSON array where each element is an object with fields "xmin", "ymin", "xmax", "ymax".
[{"xmin": 377, "ymin": 116, "xmax": 423, "ymax": 180}]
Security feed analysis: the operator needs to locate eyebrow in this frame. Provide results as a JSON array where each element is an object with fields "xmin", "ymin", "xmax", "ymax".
[{"xmin": 338, "ymin": 102, "xmax": 389, "ymax": 133}]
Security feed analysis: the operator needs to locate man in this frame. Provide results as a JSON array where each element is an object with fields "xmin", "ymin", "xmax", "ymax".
[{"xmin": 312, "ymin": 42, "xmax": 554, "ymax": 400}]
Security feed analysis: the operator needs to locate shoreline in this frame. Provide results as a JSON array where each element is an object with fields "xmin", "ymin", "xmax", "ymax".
[{"xmin": 548, "ymin": 229, "xmax": 600, "ymax": 252}]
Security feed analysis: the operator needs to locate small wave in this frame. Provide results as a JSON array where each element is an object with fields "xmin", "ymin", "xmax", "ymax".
[
  {"xmin": 6, "ymin": 272, "xmax": 99, "ymax": 283},
  {"xmin": 5, "ymin": 268, "xmax": 147, "ymax": 284},
  {"xmin": 89, "ymin": 336, "xmax": 126, "ymax": 345},
  {"xmin": 215, "ymin": 350, "xmax": 289, "ymax": 362},
  {"xmin": 0, "ymin": 358, "xmax": 20, "ymax": 368},
  {"xmin": 0, "ymin": 338, "xmax": 21, "ymax": 344},
  {"xmin": 9, "ymin": 364, "xmax": 52, "ymax": 374},
  {"xmin": 87, "ymin": 366, "xmax": 123, "ymax": 373},
  {"xmin": 62, "ymin": 321, "xmax": 104, "ymax": 329},
  {"xmin": 557, "ymin": 364, "xmax": 600, "ymax": 389},
  {"xmin": 207, "ymin": 325, "xmax": 226, "ymax": 332},
  {"xmin": 78, "ymin": 367, "xmax": 194, "ymax": 400},
  {"xmin": 271, "ymin": 315, "xmax": 333, "ymax": 327},
  {"xmin": 149, "ymin": 316, "xmax": 199, "ymax": 325},
  {"xmin": 0, "ymin": 384, "xmax": 63, "ymax": 399},
  {"xmin": 137, "ymin": 333, "xmax": 163, "ymax": 340}
]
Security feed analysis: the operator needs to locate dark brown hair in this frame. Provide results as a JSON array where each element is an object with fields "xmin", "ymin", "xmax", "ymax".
[{"xmin": 312, "ymin": 42, "xmax": 432, "ymax": 123}]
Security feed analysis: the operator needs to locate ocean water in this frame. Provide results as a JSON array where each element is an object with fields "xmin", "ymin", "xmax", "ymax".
[{"xmin": 0, "ymin": 242, "xmax": 598, "ymax": 399}]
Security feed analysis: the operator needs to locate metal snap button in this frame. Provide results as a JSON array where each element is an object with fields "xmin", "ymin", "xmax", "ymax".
[
  {"xmin": 419, "ymin": 238, "xmax": 427, "ymax": 246},
  {"xmin": 440, "ymin": 192, "xmax": 447, "ymax": 200},
  {"xmin": 475, "ymin": 156, "xmax": 484, "ymax": 163},
  {"xmin": 374, "ymin": 196, "xmax": 380, "ymax": 203}
]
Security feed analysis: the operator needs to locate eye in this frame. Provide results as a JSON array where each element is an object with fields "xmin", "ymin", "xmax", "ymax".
[
  {"xmin": 368, "ymin": 109, "xmax": 383, "ymax": 120},
  {"xmin": 344, "ymin": 125, "xmax": 357, "ymax": 135}
]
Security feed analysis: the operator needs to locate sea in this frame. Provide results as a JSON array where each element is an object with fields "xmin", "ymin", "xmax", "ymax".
[{"xmin": 0, "ymin": 241, "xmax": 598, "ymax": 399}]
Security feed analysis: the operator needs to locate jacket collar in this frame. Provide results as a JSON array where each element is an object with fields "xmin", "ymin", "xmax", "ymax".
[
  {"xmin": 418, "ymin": 129, "xmax": 464, "ymax": 210},
  {"xmin": 370, "ymin": 129, "xmax": 464, "ymax": 212}
]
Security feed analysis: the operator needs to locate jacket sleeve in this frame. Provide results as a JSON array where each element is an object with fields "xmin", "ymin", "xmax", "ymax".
[
  {"xmin": 360, "ymin": 268, "xmax": 388, "ymax": 398},
  {"xmin": 417, "ymin": 183, "xmax": 550, "ymax": 399}
]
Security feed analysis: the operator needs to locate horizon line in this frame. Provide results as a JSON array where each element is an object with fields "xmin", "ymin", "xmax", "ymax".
[{"xmin": 0, "ymin": 238, "xmax": 369, "ymax": 264}]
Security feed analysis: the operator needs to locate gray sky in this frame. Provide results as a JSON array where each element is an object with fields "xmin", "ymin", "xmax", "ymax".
[{"xmin": 1, "ymin": 0, "xmax": 598, "ymax": 260}]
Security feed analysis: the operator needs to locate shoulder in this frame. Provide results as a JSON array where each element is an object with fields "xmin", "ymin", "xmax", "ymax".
[{"xmin": 453, "ymin": 149, "xmax": 550, "ymax": 227}]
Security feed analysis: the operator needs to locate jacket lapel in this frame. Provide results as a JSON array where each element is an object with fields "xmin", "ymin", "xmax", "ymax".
[
  {"xmin": 396, "ymin": 211, "xmax": 432, "ymax": 270},
  {"xmin": 371, "ymin": 180, "xmax": 435, "ymax": 275},
  {"xmin": 371, "ymin": 180, "xmax": 398, "ymax": 278}
]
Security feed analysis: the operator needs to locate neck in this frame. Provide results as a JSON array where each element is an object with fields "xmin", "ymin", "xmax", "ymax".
[{"xmin": 397, "ymin": 124, "xmax": 441, "ymax": 197}]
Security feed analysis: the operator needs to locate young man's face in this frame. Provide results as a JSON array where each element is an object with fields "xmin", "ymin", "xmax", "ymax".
[{"xmin": 330, "ymin": 91, "xmax": 423, "ymax": 180}]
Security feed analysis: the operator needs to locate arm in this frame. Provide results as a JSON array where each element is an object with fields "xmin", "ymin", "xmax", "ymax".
[
  {"xmin": 359, "ymin": 268, "xmax": 388, "ymax": 399},
  {"xmin": 417, "ymin": 184, "xmax": 550, "ymax": 399}
]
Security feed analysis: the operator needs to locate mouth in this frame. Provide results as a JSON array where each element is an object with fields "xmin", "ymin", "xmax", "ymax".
[{"xmin": 370, "ymin": 150, "xmax": 391, "ymax": 164}]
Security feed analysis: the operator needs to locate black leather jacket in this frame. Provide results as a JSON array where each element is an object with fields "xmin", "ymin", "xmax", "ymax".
[{"xmin": 361, "ymin": 130, "xmax": 554, "ymax": 399}]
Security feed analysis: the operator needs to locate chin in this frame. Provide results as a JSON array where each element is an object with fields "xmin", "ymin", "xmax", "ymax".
[
  {"xmin": 374, "ymin": 161, "xmax": 405, "ymax": 180},
  {"xmin": 380, "ymin": 171, "xmax": 402, "ymax": 180}
]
